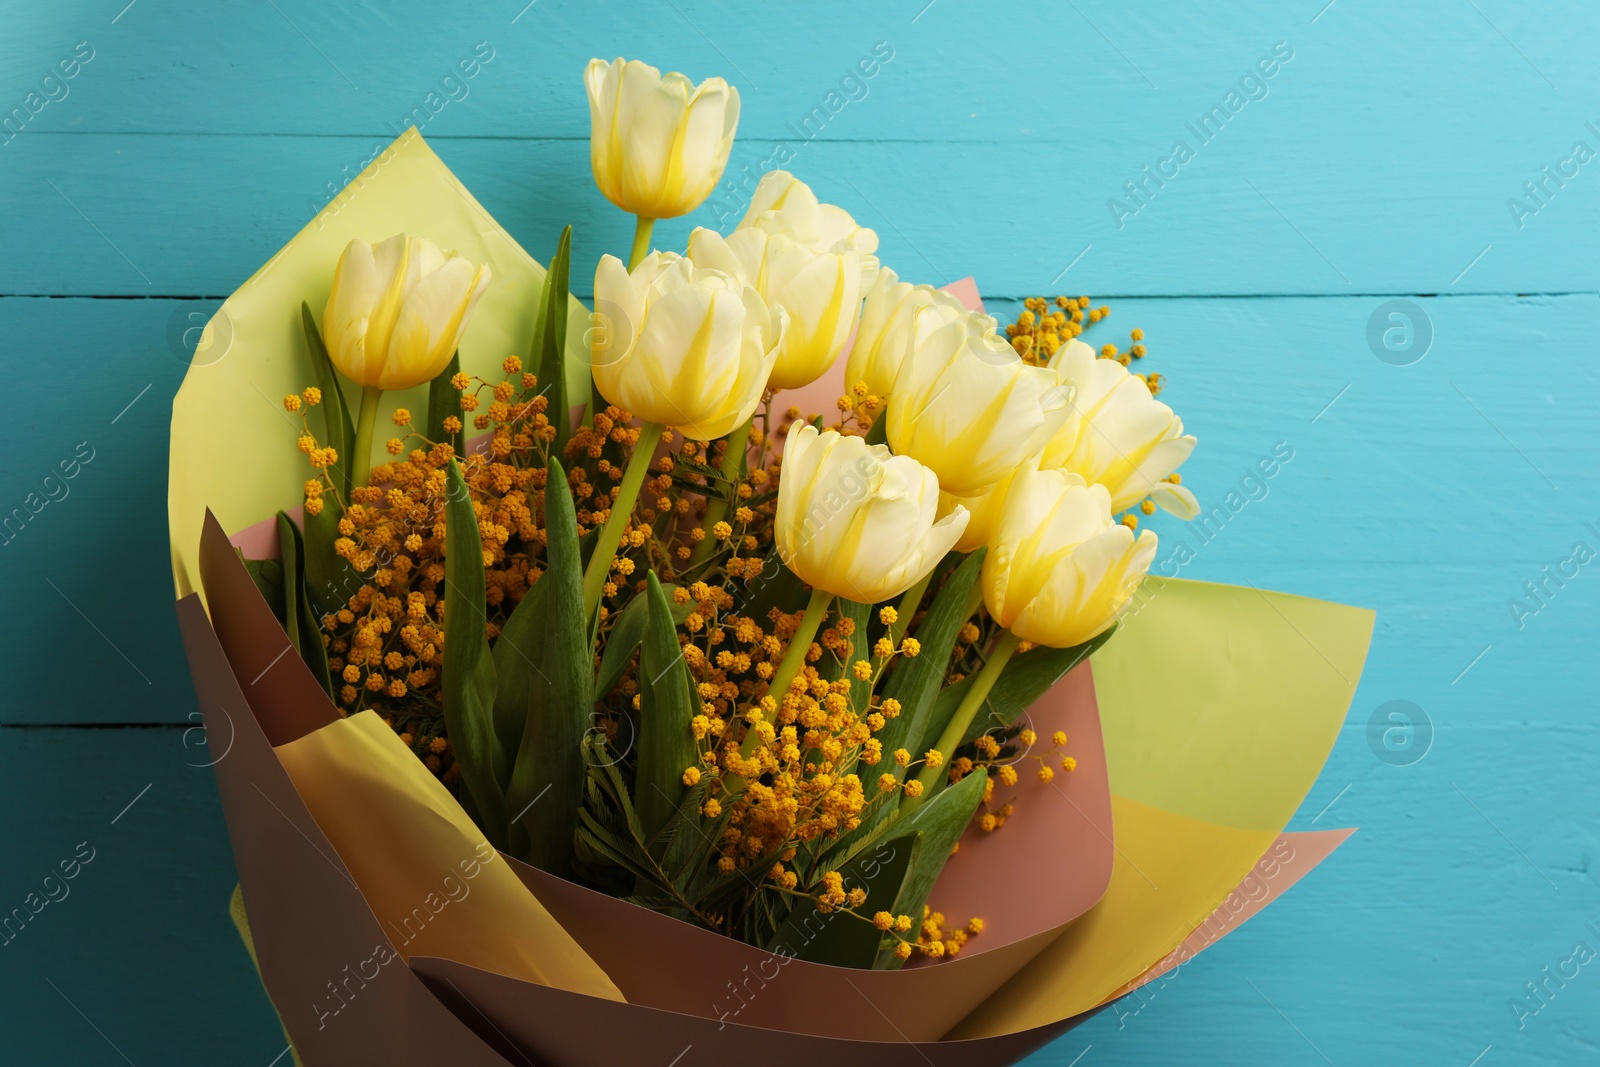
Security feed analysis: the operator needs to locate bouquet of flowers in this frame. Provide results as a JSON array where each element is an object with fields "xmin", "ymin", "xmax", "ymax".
[{"xmin": 170, "ymin": 57, "xmax": 1373, "ymax": 1066}]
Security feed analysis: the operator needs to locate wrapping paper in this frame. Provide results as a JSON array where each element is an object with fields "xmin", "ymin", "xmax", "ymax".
[
  {"xmin": 170, "ymin": 129, "xmax": 1374, "ymax": 1065},
  {"xmin": 186, "ymin": 504, "xmax": 1367, "ymax": 1063}
]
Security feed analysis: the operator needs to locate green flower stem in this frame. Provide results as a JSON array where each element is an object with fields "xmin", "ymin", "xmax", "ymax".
[
  {"xmin": 351, "ymin": 385, "xmax": 382, "ymax": 490},
  {"xmin": 735, "ymin": 584, "xmax": 832, "ymax": 769},
  {"xmin": 687, "ymin": 417, "xmax": 753, "ymax": 566},
  {"xmin": 582, "ymin": 420, "xmax": 665, "ymax": 617},
  {"xmin": 885, "ymin": 570, "xmax": 935, "ymax": 647},
  {"xmin": 629, "ymin": 216, "xmax": 656, "ymax": 270},
  {"xmin": 905, "ymin": 629, "xmax": 1023, "ymax": 810}
]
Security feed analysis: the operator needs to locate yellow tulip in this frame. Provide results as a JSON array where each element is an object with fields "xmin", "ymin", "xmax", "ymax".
[
  {"xmin": 686, "ymin": 224, "xmax": 862, "ymax": 391},
  {"xmin": 885, "ymin": 303, "xmax": 1070, "ymax": 498},
  {"xmin": 590, "ymin": 251, "xmax": 783, "ymax": 441},
  {"xmin": 1040, "ymin": 339, "xmax": 1199, "ymax": 518},
  {"xmin": 739, "ymin": 171, "xmax": 879, "ymax": 286},
  {"xmin": 775, "ymin": 424, "xmax": 968, "ymax": 604},
  {"xmin": 584, "ymin": 57, "xmax": 739, "ymax": 220},
  {"xmin": 322, "ymin": 233, "xmax": 490, "ymax": 391},
  {"xmin": 982, "ymin": 464, "xmax": 1156, "ymax": 649},
  {"xmin": 844, "ymin": 265, "xmax": 966, "ymax": 400},
  {"xmin": 938, "ymin": 467, "xmax": 1016, "ymax": 554}
]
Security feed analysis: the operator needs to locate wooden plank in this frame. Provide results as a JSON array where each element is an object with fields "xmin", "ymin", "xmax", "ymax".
[
  {"xmin": 2, "ymin": 296, "xmax": 200, "ymax": 724},
  {"xmin": 0, "ymin": 726, "xmax": 285, "ymax": 1064},
  {"xmin": 5, "ymin": 123, "xmax": 1599, "ymax": 298}
]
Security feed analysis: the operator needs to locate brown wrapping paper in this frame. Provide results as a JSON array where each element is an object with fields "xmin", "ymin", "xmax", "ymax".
[
  {"xmin": 184, "ymin": 507, "xmax": 1353, "ymax": 1065},
  {"xmin": 177, "ymin": 593, "xmax": 510, "ymax": 1065},
  {"xmin": 409, "ymin": 953, "xmax": 1090, "ymax": 1067}
]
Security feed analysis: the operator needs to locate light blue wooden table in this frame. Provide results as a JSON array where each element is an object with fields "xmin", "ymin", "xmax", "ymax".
[{"xmin": 3, "ymin": 1, "xmax": 1597, "ymax": 1063}]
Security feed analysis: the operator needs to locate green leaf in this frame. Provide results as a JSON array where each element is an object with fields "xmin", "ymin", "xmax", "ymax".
[
  {"xmin": 302, "ymin": 303, "xmax": 353, "ymax": 499},
  {"xmin": 507, "ymin": 456, "xmax": 591, "ymax": 875},
  {"xmin": 767, "ymin": 832, "xmax": 921, "ymax": 968},
  {"xmin": 634, "ymin": 571, "xmax": 699, "ymax": 849},
  {"xmin": 274, "ymin": 512, "xmax": 333, "ymax": 697},
  {"xmin": 301, "ymin": 499, "xmax": 361, "ymax": 623},
  {"xmin": 928, "ymin": 629, "xmax": 1114, "ymax": 756},
  {"xmin": 490, "ymin": 577, "xmax": 549, "ymax": 760},
  {"xmin": 875, "ymin": 767, "xmax": 988, "ymax": 968},
  {"xmin": 864, "ymin": 414, "xmax": 888, "ymax": 447},
  {"xmin": 427, "ymin": 352, "xmax": 464, "ymax": 458},
  {"xmin": 876, "ymin": 549, "xmax": 986, "ymax": 780},
  {"xmin": 442, "ymin": 458, "xmax": 509, "ymax": 850},
  {"xmin": 595, "ymin": 582, "xmax": 690, "ymax": 699},
  {"xmin": 738, "ymin": 546, "xmax": 809, "ymax": 623},
  {"xmin": 534, "ymin": 226, "xmax": 573, "ymax": 452},
  {"xmin": 238, "ymin": 552, "xmax": 286, "ymax": 626}
]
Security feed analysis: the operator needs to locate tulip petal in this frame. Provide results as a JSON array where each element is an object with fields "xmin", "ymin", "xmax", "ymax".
[
  {"xmin": 323, "ymin": 239, "xmax": 380, "ymax": 386},
  {"xmin": 382, "ymin": 256, "xmax": 488, "ymax": 390}
]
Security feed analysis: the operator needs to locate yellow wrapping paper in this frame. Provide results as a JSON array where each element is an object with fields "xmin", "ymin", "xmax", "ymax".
[
  {"xmin": 168, "ymin": 128, "xmax": 591, "ymax": 603},
  {"xmin": 274, "ymin": 710, "xmax": 623, "ymax": 1005},
  {"xmin": 1094, "ymin": 577, "xmax": 1374, "ymax": 831},
  {"xmin": 948, "ymin": 797, "xmax": 1279, "ymax": 1037}
]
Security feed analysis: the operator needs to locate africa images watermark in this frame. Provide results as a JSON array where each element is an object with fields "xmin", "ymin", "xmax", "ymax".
[
  {"xmin": 311, "ymin": 41, "xmax": 498, "ymax": 226},
  {"xmin": 1508, "ymin": 914, "xmax": 1600, "ymax": 1031},
  {"xmin": 312, "ymin": 839, "xmax": 499, "ymax": 1030},
  {"xmin": 1, "ymin": 441, "xmax": 97, "ymax": 548},
  {"xmin": 0, "ymin": 841, "xmax": 97, "ymax": 948},
  {"xmin": 1505, "ymin": 523, "xmax": 1599, "ymax": 631},
  {"xmin": 1505, "ymin": 121, "xmax": 1600, "ymax": 231},
  {"xmin": 0, "ymin": 40, "xmax": 96, "ymax": 150},
  {"xmin": 1108, "ymin": 41, "xmax": 1295, "ymax": 230},
  {"xmin": 708, "ymin": 835, "xmax": 909, "ymax": 1029},
  {"xmin": 1121, "ymin": 440, "xmax": 1295, "ymax": 626},
  {"xmin": 1111, "ymin": 837, "xmax": 1298, "ymax": 1030},
  {"xmin": 707, "ymin": 40, "xmax": 896, "ymax": 227}
]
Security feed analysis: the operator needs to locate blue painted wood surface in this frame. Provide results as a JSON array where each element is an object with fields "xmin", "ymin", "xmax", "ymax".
[{"xmin": 1, "ymin": 1, "xmax": 1597, "ymax": 1063}]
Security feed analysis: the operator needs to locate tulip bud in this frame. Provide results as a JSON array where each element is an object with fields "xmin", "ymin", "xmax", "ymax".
[
  {"xmin": 322, "ymin": 234, "xmax": 490, "ymax": 391},
  {"xmin": 739, "ymin": 171, "xmax": 880, "ymax": 288},
  {"xmin": 775, "ymin": 424, "xmax": 967, "ymax": 604},
  {"xmin": 886, "ymin": 304, "xmax": 1070, "ymax": 498},
  {"xmin": 591, "ymin": 251, "xmax": 783, "ymax": 441},
  {"xmin": 686, "ymin": 224, "xmax": 862, "ymax": 392},
  {"xmin": 584, "ymin": 57, "xmax": 740, "ymax": 220},
  {"xmin": 982, "ymin": 465, "xmax": 1156, "ymax": 648},
  {"xmin": 1041, "ymin": 340, "xmax": 1199, "ymax": 518},
  {"xmin": 938, "ymin": 467, "xmax": 1016, "ymax": 554},
  {"xmin": 844, "ymin": 266, "xmax": 967, "ymax": 400}
]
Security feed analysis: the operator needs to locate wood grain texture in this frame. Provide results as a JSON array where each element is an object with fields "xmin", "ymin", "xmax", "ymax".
[{"xmin": 0, "ymin": 0, "xmax": 1596, "ymax": 1063}]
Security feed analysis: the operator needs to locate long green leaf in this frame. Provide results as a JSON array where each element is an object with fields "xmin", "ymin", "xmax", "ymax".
[
  {"xmin": 534, "ymin": 226, "xmax": 572, "ymax": 452},
  {"xmin": 635, "ymin": 570, "xmax": 699, "ymax": 848},
  {"xmin": 595, "ymin": 582, "xmax": 690, "ymax": 699},
  {"xmin": 238, "ymin": 552, "xmax": 286, "ymax": 626},
  {"xmin": 875, "ymin": 549, "xmax": 986, "ymax": 783},
  {"xmin": 298, "ymin": 304, "xmax": 361, "ymax": 620},
  {"xmin": 301, "ymin": 303, "xmax": 353, "ymax": 499},
  {"xmin": 275, "ymin": 512, "xmax": 332, "ymax": 696},
  {"xmin": 490, "ymin": 577, "xmax": 548, "ymax": 760},
  {"xmin": 426, "ymin": 352, "xmax": 464, "ymax": 458},
  {"xmin": 442, "ymin": 459, "xmax": 509, "ymax": 850},
  {"xmin": 768, "ymin": 832, "xmax": 921, "ymax": 968},
  {"xmin": 301, "ymin": 500, "xmax": 361, "ymax": 623},
  {"xmin": 875, "ymin": 766, "xmax": 988, "ymax": 968},
  {"xmin": 507, "ymin": 456, "xmax": 591, "ymax": 875}
]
